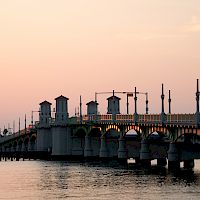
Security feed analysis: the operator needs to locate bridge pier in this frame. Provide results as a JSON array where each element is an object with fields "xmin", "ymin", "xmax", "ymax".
[
  {"xmin": 99, "ymin": 135, "xmax": 109, "ymax": 159},
  {"xmin": 37, "ymin": 128, "xmax": 52, "ymax": 153},
  {"xmin": 181, "ymin": 141, "xmax": 195, "ymax": 170},
  {"xmin": 84, "ymin": 135, "xmax": 93, "ymax": 158},
  {"xmin": 51, "ymin": 126, "xmax": 69, "ymax": 160},
  {"xmin": 168, "ymin": 142, "xmax": 180, "ymax": 170},
  {"xmin": 140, "ymin": 139, "xmax": 151, "ymax": 168},
  {"xmin": 71, "ymin": 136, "xmax": 84, "ymax": 158}
]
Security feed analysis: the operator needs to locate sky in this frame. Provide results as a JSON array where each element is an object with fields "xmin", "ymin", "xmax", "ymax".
[{"xmin": 0, "ymin": 0, "xmax": 200, "ymax": 131}]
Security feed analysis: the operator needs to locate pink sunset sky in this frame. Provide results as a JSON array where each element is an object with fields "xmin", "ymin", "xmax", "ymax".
[{"xmin": 0, "ymin": 0, "xmax": 200, "ymax": 131}]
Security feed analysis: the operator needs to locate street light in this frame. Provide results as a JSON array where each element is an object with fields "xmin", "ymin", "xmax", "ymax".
[
  {"xmin": 134, "ymin": 87, "xmax": 149, "ymax": 115},
  {"xmin": 137, "ymin": 92, "xmax": 148, "ymax": 114},
  {"xmin": 196, "ymin": 79, "xmax": 199, "ymax": 113}
]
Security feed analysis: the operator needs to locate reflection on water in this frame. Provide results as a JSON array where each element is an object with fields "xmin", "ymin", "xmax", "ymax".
[{"xmin": 1, "ymin": 160, "xmax": 200, "ymax": 199}]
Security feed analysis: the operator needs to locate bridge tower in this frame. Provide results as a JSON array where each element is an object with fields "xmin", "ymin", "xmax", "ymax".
[
  {"xmin": 55, "ymin": 95, "xmax": 69, "ymax": 123},
  {"xmin": 87, "ymin": 101, "xmax": 98, "ymax": 116},
  {"xmin": 37, "ymin": 100, "xmax": 52, "ymax": 156},
  {"xmin": 52, "ymin": 95, "xmax": 72, "ymax": 159},
  {"xmin": 107, "ymin": 91, "xmax": 121, "ymax": 120},
  {"xmin": 39, "ymin": 101, "xmax": 52, "ymax": 126},
  {"xmin": 86, "ymin": 100, "xmax": 98, "ymax": 121}
]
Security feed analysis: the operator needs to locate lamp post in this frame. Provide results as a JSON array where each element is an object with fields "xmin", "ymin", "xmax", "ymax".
[
  {"xmin": 196, "ymin": 79, "xmax": 199, "ymax": 113},
  {"xmin": 168, "ymin": 90, "xmax": 171, "ymax": 114},
  {"xmin": 161, "ymin": 83, "xmax": 166, "ymax": 124},
  {"xmin": 80, "ymin": 95, "xmax": 82, "ymax": 124},
  {"xmin": 196, "ymin": 79, "xmax": 200, "ymax": 127},
  {"xmin": 161, "ymin": 83, "xmax": 165, "ymax": 114},
  {"xmin": 137, "ymin": 91, "xmax": 149, "ymax": 114}
]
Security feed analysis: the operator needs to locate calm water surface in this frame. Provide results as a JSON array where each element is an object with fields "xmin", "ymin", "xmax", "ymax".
[{"xmin": 0, "ymin": 160, "xmax": 200, "ymax": 200}]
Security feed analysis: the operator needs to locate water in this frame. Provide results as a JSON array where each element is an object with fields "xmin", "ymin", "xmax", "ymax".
[{"xmin": 0, "ymin": 160, "xmax": 200, "ymax": 200}]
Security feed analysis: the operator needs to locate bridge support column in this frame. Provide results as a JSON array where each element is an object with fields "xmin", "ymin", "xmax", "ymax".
[
  {"xmin": 140, "ymin": 140, "xmax": 151, "ymax": 168},
  {"xmin": 84, "ymin": 135, "xmax": 93, "ymax": 158},
  {"xmin": 72, "ymin": 137, "xmax": 84, "ymax": 157},
  {"xmin": 168, "ymin": 142, "xmax": 180, "ymax": 170},
  {"xmin": 52, "ymin": 127, "xmax": 69, "ymax": 160},
  {"xmin": 37, "ymin": 128, "xmax": 52, "ymax": 158},
  {"xmin": 99, "ymin": 135, "xmax": 108, "ymax": 159},
  {"xmin": 118, "ymin": 136, "xmax": 127, "ymax": 164}
]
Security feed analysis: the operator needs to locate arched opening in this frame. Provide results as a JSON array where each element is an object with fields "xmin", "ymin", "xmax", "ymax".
[
  {"xmin": 147, "ymin": 131, "xmax": 169, "ymax": 165},
  {"xmin": 104, "ymin": 128, "xmax": 120, "ymax": 158},
  {"xmin": 125, "ymin": 129, "xmax": 141, "ymax": 159},
  {"xmin": 88, "ymin": 128, "xmax": 101, "ymax": 157},
  {"xmin": 175, "ymin": 133, "xmax": 196, "ymax": 143},
  {"xmin": 74, "ymin": 128, "xmax": 86, "ymax": 138},
  {"xmin": 72, "ymin": 128, "xmax": 86, "ymax": 156}
]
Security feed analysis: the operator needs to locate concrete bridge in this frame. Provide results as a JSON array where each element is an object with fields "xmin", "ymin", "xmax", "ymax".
[{"xmin": 0, "ymin": 80, "xmax": 200, "ymax": 171}]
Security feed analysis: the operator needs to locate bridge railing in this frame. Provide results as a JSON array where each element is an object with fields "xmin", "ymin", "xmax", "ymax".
[
  {"xmin": 138, "ymin": 114, "xmax": 161, "ymax": 123},
  {"xmin": 166, "ymin": 114, "xmax": 195, "ymax": 125},
  {"xmin": 75, "ymin": 114, "xmax": 113, "ymax": 123},
  {"xmin": 116, "ymin": 114, "xmax": 134, "ymax": 122},
  {"xmin": 0, "ymin": 126, "xmax": 33, "ymax": 143},
  {"xmin": 33, "ymin": 113, "xmax": 197, "ymax": 127}
]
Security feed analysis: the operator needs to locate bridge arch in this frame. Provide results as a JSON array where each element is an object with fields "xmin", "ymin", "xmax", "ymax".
[
  {"xmin": 175, "ymin": 133, "xmax": 199, "ymax": 143},
  {"xmin": 72, "ymin": 126, "xmax": 87, "ymax": 157},
  {"xmin": 87, "ymin": 127, "xmax": 101, "ymax": 157},
  {"xmin": 29, "ymin": 134, "xmax": 37, "ymax": 151},
  {"xmin": 147, "ymin": 131, "xmax": 168, "ymax": 141},
  {"xmin": 88, "ymin": 127, "xmax": 101, "ymax": 137},
  {"xmin": 100, "ymin": 125, "xmax": 120, "ymax": 158},
  {"xmin": 74, "ymin": 127, "xmax": 87, "ymax": 137},
  {"xmin": 30, "ymin": 134, "xmax": 37, "ymax": 141},
  {"xmin": 103, "ymin": 124, "xmax": 120, "ymax": 138}
]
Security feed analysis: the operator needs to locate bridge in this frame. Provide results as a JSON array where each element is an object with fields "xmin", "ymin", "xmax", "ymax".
[{"xmin": 0, "ymin": 80, "xmax": 200, "ymax": 171}]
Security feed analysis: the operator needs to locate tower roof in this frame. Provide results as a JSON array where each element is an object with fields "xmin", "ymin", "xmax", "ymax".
[
  {"xmin": 86, "ymin": 101, "xmax": 99, "ymax": 105},
  {"xmin": 107, "ymin": 95, "xmax": 121, "ymax": 100},
  {"xmin": 55, "ymin": 95, "xmax": 69, "ymax": 100},
  {"xmin": 39, "ymin": 100, "xmax": 52, "ymax": 105}
]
